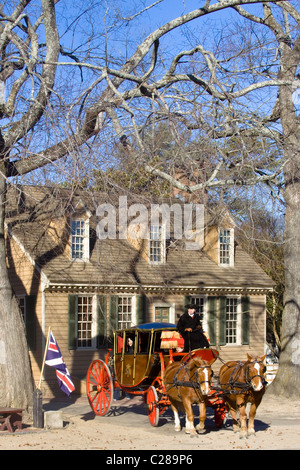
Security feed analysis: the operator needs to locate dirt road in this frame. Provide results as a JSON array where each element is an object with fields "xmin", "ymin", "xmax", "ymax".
[{"xmin": 0, "ymin": 392, "xmax": 299, "ymax": 451}]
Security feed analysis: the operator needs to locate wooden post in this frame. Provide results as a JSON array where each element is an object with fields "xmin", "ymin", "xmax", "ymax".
[{"xmin": 37, "ymin": 326, "xmax": 51, "ymax": 390}]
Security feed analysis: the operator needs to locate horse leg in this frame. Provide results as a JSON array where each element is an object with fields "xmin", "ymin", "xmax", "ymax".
[
  {"xmin": 196, "ymin": 401, "xmax": 206, "ymax": 434},
  {"xmin": 183, "ymin": 399, "xmax": 197, "ymax": 436},
  {"xmin": 170, "ymin": 404, "xmax": 181, "ymax": 432},
  {"xmin": 237, "ymin": 399, "xmax": 248, "ymax": 438},
  {"xmin": 226, "ymin": 399, "xmax": 240, "ymax": 433},
  {"xmin": 248, "ymin": 402, "xmax": 257, "ymax": 435}
]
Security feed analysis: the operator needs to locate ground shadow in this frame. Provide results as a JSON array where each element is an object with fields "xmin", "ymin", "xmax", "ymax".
[{"xmin": 43, "ymin": 394, "xmax": 270, "ymax": 436}]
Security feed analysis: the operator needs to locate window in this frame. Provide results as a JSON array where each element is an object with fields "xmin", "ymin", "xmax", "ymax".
[
  {"xmin": 17, "ymin": 295, "xmax": 36, "ymax": 351},
  {"xmin": 206, "ymin": 296, "xmax": 249, "ymax": 347},
  {"xmin": 18, "ymin": 296, "xmax": 25, "ymax": 321},
  {"xmin": 77, "ymin": 296, "xmax": 95, "ymax": 348},
  {"xmin": 118, "ymin": 296, "xmax": 134, "ymax": 329},
  {"xmin": 225, "ymin": 297, "xmax": 241, "ymax": 345},
  {"xmin": 71, "ymin": 219, "xmax": 89, "ymax": 260},
  {"xmin": 68, "ymin": 294, "xmax": 106, "ymax": 350},
  {"xmin": 190, "ymin": 296, "xmax": 207, "ymax": 332},
  {"xmin": 155, "ymin": 306, "xmax": 170, "ymax": 323},
  {"xmin": 149, "ymin": 225, "xmax": 165, "ymax": 263},
  {"xmin": 219, "ymin": 228, "xmax": 234, "ymax": 266}
]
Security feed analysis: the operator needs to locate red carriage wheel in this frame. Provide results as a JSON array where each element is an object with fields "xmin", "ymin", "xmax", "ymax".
[
  {"xmin": 86, "ymin": 359, "xmax": 113, "ymax": 416},
  {"xmin": 146, "ymin": 385, "xmax": 159, "ymax": 427}
]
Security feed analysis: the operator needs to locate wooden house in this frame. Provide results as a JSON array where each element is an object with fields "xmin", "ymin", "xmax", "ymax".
[{"xmin": 5, "ymin": 185, "xmax": 273, "ymax": 397}]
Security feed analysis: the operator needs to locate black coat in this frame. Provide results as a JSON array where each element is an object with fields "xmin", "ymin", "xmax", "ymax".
[{"xmin": 177, "ymin": 313, "xmax": 210, "ymax": 351}]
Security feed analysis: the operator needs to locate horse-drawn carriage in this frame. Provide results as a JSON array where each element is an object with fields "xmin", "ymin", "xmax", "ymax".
[{"xmin": 86, "ymin": 322, "xmax": 228, "ymax": 430}]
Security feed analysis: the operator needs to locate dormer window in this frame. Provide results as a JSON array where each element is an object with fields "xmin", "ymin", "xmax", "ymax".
[
  {"xmin": 219, "ymin": 228, "xmax": 234, "ymax": 266},
  {"xmin": 149, "ymin": 225, "xmax": 166, "ymax": 264},
  {"xmin": 71, "ymin": 218, "xmax": 89, "ymax": 260}
]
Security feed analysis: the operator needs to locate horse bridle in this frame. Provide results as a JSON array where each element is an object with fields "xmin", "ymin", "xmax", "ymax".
[
  {"xmin": 194, "ymin": 365, "xmax": 214, "ymax": 388},
  {"xmin": 245, "ymin": 360, "xmax": 267, "ymax": 388},
  {"xmin": 225, "ymin": 360, "xmax": 266, "ymax": 391},
  {"xmin": 169, "ymin": 361, "xmax": 213, "ymax": 395}
]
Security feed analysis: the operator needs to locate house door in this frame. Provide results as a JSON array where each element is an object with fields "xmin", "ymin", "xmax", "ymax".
[{"xmin": 155, "ymin": 307, "xmax": 170, "ymax": 323}]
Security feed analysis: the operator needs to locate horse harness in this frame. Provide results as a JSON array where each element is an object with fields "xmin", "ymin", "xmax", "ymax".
[
  {"xmin": 167, "ymin": 359, "xmax": 213, "ymax": 400},
  {"xmin": 166, "ymin": 356, "xmax": 266, "ymax": 403},
  {"xmin": 220, "ymin": 360, "xmax": 267, "ymax": 393}
]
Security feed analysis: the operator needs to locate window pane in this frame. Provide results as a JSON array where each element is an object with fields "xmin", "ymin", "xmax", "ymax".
[
  {"xmin": 149, "ymin": 225, "xmax": 163, "ymax": 262},
  {"xmin": 219, "ymin": 229, "xmax": 231, "ymax": 264},
  {"xmin": 226, "ymin": 298, "xmax": 238, "ymax": 344},
  {"xmin": 77, "ymin": 296, "xmax": 93, "ymax": 348},
  {"xmin": 118, "ymin": 296, "xmax": 132, "ymax": 329},
  {"xmin": 71, "ymin": 220, "xmax": 85, "ymax": 259},
  {"xmin": 190, "ymin": 297, "xmax": 204, "ymax": 323}
]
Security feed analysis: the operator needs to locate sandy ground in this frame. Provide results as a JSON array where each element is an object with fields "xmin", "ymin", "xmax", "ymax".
[{"xmin": 0, "ymin": 391, "xmax": 300, "ymax": 451}]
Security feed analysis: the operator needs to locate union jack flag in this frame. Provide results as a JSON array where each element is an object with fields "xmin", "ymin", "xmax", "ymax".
[{"xmin": 45, "ymin": 330, "xmax": 75, "ymax": 397}]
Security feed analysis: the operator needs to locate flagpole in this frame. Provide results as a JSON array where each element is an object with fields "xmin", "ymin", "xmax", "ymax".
[{"xmin": 37, "ymin": 326, "xmax": 51, "ymax": 390}]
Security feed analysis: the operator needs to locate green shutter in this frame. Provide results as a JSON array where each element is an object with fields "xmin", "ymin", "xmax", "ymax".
[
  {"xmin": 97, "ymin": 295, "xmax": 107, "ymax": 348},
  {"xmin": 219, "ymin": 296, "xmax": 227, "ymax": 346},
  {"xmin": 68, "ymin": 294, "xmax": 78, "ymax": 350},
  {"xmin": 184, "ymin": 296, "xmax": 191, "ymax": 310},
  {"xmin": 241, "ymin": 296, "xmax": 250, "ymax": 345},
  {"xmin": 207, "ymin": 296, "xmax": 217, "ymax": 346},
  {"xmin": 25, "ymin": 295, "xmax": 36, "ymax": 351},
  {"xmin": 109, "ymin": 295, "xmax": 119, "ymax": 335},
  {"xmin": 136, "ymin": 294, "xmax": 146, "ymax": 325}
]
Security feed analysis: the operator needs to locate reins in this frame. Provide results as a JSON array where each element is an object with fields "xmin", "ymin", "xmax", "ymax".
[
  {"xmin": 218, "ymin": 359, "xmax": 266, "ymax": 393},
  {"xmin": 166, "ymin": 358, "xmax": 213, "ymax": 400},
  {"xmin": 166, "ymin": 350, "xmax": 266, "ymax": 401}
]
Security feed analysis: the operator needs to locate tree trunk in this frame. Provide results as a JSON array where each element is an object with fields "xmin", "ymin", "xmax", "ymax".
[
  {"xmin": 271, "ymin": 161, "xmax": 300, "ymax": 396},
  {"xmin": 0, "ymin": 170, "xmax": 34, "ymax": 409},
  {"xmin": 269, "ymin": 53, "xmax": 300, "ymax": 396}
]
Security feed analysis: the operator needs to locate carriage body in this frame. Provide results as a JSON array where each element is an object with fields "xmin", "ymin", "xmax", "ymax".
[
  {"xmin": 86, "ymin": 322, "xmax": 227, "ymax": 427},
  {"xmin": 113, "ymin": 322, "xmax": 189, "ymax": 393}
]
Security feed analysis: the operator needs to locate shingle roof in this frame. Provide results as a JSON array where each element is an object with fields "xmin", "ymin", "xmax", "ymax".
[{"xmin": 5, "ymin": 185, "xmax": 274, "ymax": 292}]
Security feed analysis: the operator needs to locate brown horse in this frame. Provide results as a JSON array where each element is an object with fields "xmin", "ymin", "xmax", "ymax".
[
  {"xmin": 219, "ymin": 354, "xmax": 266, "ymax": 437},
  {"xmin": 165, "ymin": 355, "xmax": 214, "ymax": 436}
]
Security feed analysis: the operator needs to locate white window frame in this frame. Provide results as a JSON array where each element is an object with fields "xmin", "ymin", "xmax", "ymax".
[
  {"xmin": 148, "ymin": 224, "xmax": 166, "ymax": 264},
  {"xmin": 70, "ymin": 218, "xmax": 90, "ymax": 261},
  {"xmin": 218, "ymin": 228, "xmax": 234, "ymax": 267},
  {"xmin": 76, "ymin": 295, "xmax": 97, "ymax": 349},
  {"xmin": 225, "ymin": 296, "xmax": 242, "ymax": 346},
  {"xmin": 190, "ymin": 296, "xmax": 208, "ymax": 332},
  {"xmin": 117, "ymin": 295, "xmax": 136, "ymax": 329}
]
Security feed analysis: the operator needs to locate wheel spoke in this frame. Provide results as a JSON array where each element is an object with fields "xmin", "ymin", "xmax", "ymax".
[
  {"xmin": 86, "ymin": 360, "xmax": 113, "ymax": 416},
  {"xmin": 147, "ymin": 386, "xmax": 159, "ymax": 427}
]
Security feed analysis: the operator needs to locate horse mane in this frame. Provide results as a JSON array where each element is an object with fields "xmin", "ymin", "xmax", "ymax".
[{"xmin": 187, "ymin": 356, "xmax": 209, "ymax": 371}]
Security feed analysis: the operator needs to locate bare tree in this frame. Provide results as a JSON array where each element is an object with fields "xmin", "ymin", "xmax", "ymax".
[
  {"xmin": 95, "ymin": 1, "xmax": 300, "ymax": 396},
  {"xmin": 0, "ymin": 0, "xmax": 297, "ymax": 409}
]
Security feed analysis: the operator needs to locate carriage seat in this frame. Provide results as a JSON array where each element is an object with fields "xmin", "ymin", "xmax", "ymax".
[{"xmin": 160, "ymin": 331, "xmax": 184, "ymax": 351}]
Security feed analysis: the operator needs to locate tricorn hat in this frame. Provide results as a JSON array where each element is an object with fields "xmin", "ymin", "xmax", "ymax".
[{"xmin": 185, "ymin": 303, "xmax": 198, "ymax": 310}]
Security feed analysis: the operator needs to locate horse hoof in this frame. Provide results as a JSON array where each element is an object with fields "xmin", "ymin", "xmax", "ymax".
[
  {"xmin": 174, "ymin": 426, "xmax": 181, "ymax": 432},
  {"xmin": 185, "ymin": 430, "xmax": 197, "ymax": 437},
  {"xmin": 239, "ymin": 433, "xmax": 248, "ymax": 440},
  {"xmin": 196, "ymin": 428, "xmax": 206, "ymax": 434}
]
